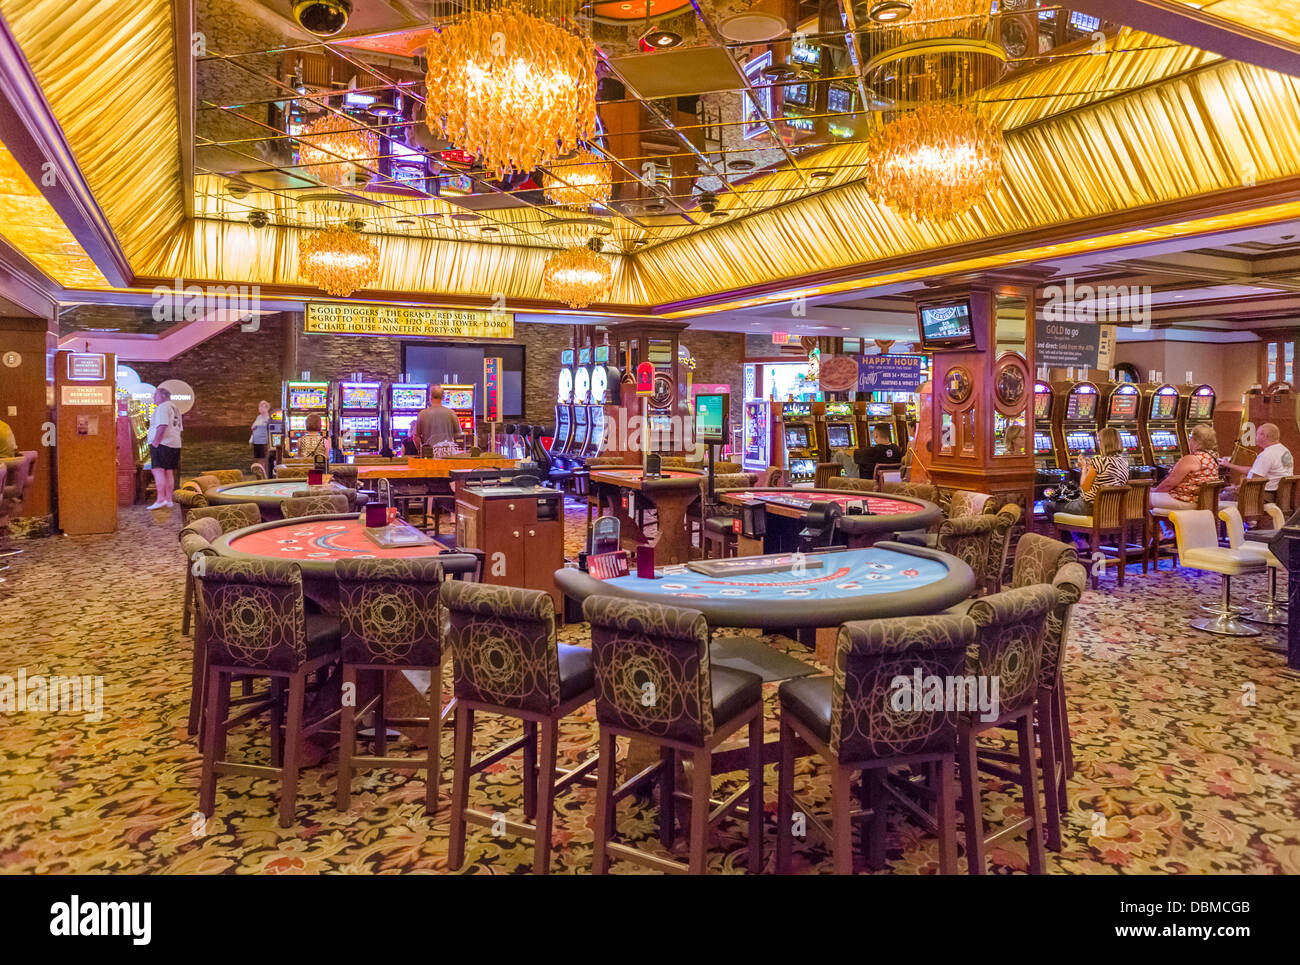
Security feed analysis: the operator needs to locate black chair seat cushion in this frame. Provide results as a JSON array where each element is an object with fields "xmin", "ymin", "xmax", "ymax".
[
  {"xmin": 711, "ymin": 665, "xmax": 763, "ymax": 730},
  {"xmin": 778, "ymin": 674, "xmax": 832, "ymax": 743},
  {"xmin": 304, "ymin": 611, "xmax": 342, "ymax": 659},
  {"xmin": 704, "ymin": 515, "xmax": 737, "ymax": 534},
  {"xmin": 557, "ymin": 643, "xmax": 594, "ymax": 699}
]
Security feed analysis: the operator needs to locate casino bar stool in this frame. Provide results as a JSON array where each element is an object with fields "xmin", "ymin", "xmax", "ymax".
[
  {"xmin": 776, "ymin": 613, "xmax": 976, "ymax": 875},
  {"xmin": 1053, "ymin": 485, "xmax": 1129, "ymax": 588},
  {"xmin": 179, "ymin": 517, "xmax": 222, "ymax": 636},
  {"xmin": 179, "ymin": 518, "xmax": 222, "ymax": 738},
  {"xmin": 1149, "ymin": 479, "xmax": 1225, "ymax": 569},
  {"xmin": 584, "ymin": 597, "xmax": 764, "ymax": 874},
  {"xmin": 695, "ymin": 473, "xmax": 754, "ymax": 560},
  {"xmin": 1275, "ymin": 475, "xmax": 1299, "ymax": 514},
  {"xmin": 935, "ymin": 515, "xmax": 997, "ymax": 594},
  {"xmin": 185, "ymin": 502, "xmax": 261, "ymax": 533},
  {"xmin": 1220, "ymin": 505, "xmax": 1288, "ymax": 634},
  {"xmin": 948, "ymin": 489, "xmax": 991, "ymax": 519},
  {"xmin": 959, "ymin": 585, "xmax": 1056, "ymax": 874},
  {"xmin": 281, "ymin": 493, "xmax": 351, "ymax": 518},
  {"xmin": 983, "ymin": 502, "xmax": 1022, "ymax": 594},
  {"xmin": 441, "ymin": 582, "xmax": 597, "ymax": 874},
  {"xmin": 293, "ymin": 485, "xmax": 364, "ymax": 512},
  {"xmin": 1169, "ymin": 509, "xmax": 1265, "ymax": 637},
  {"xmin": 196, "ymin": 558, "xmax": 343, "ymax": 827},
  {"xmin": 336, "ymin": 558, "xmax": 449, "ymax": 814},
  {"xmin": 1221, "ymin": 477, "xmax": 1268, "ymax": 528}
]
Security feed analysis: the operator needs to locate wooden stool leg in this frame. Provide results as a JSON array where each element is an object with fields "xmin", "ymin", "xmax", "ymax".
[
  {"xmin": 1117, "ymin": 530, "xmax": 1127, "ymax": 587},
  {"xmin": 532, "ymin": 719, "xmax": 559, "ymax": 875},
  {"xmin": 522, "ymin": 720, "xmax": 538, "ymax": 821},
  {"xmin": 448, "ymin": 706, "xmax": 474, "ymax": 870},
  {"xmin": 188, "ymin": 632, "xmax": 206, "ymax": 738},
  {"xmin": 1038, "ymin": 692, "xmax": 1062, "ymax": 852},
  {"xmin": 936, "ymin": 756, "xmax": 958, "ymax": 875},
  {"xmin": 1056, "ymin": 686, "xmax": 1075, "ymax": 784},
  {"xmin": 688, "ymin": 747, "xmax": 712, "ymax": 875},
  {"xmin": 279, "ymin": 672, "xmax": 305, "ymax": 828},
  {"xmin": 1018, "ymin": 715, "xmax": 1048, "ymax": 874},
  {"xmin": 862, "ymin": 768, "xmax": 887, "ymax": 870},
  {"xmin": 775, "ymin": 717, "xmax": 795, "ymax": 874},
  {"xmin": 199, "ymin": 668, "xmax": 227, "ymax": 817},
  {"xmin": 592, "ymin": 729, "xmax": 615, "ymax": 874},
  {"xmin": 831, "ymin": 763, "xmax": 853, "ymax": 875},
  {"xmin": 337, "ymin": 665, "xmax": 357, "ymax": 811},
  {"xmin": 659, "ymin": 745, "xmax": 676, "ymax": 849},
  {"xmin": 270, "ymin": 678, "xmax": 284, "ymax": 769},
  {"xmin": 747, "ymin": 711, "xmax": 763, "ymax": 874},
  {"xmin": 958, "ymin": 728, "xmax": 985, "ymax": 874},
  {"xmin": 425, "ymin": 672, "xmax": 442, "ymax": 814},
  {"xmin": 182, "ymin": 570, "xmax": 194, "ymax": 635}
]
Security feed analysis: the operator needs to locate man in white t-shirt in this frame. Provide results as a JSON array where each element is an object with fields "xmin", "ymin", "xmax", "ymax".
[
  {"xmin": 148, "ymin": 386, "xmax": 183, "ymax": 510},
  {"xmin": 1219, "ymin": 422, "xmax": 1294, "ymax": 502}
]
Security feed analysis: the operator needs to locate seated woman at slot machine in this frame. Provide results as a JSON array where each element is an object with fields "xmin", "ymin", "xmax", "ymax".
[
  {"xmin": 1045, "ymin": 426, "xmax": 1130, "ymax": 518},
  {"xmin": 1150, "ymin": 423, "xmax": 1220, "ymax": 511},
  {"xmin": 296, "ymin": 413, "xmax": 331, "ymax": 462}
]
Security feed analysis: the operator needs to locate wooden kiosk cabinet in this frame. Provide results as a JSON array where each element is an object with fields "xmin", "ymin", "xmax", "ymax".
[
  {"xmin": 455, "ymin": 483, "xmax": 565, "ymax": 610},
  {"xmin": 916, "ymin": 277, "xmax": 1040, "ymax": 513}
]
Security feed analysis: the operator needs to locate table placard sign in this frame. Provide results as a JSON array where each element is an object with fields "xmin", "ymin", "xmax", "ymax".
[
  {"xmin": 587, "ymin": 550, "xmax": 630, "ymax": 581},
  {"xmin": 590, "ymin": 515, "xmax": 620, "ymax": 556}
]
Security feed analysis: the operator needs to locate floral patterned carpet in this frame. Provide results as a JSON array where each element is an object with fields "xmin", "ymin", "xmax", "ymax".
[{"xmin": 1, "ymin": 502, "xmax": 1297, "ymax": 874}]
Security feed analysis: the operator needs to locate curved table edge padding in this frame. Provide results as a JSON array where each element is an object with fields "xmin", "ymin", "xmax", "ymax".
[
  {"xmin": 553, "ymin": 541, "xmax": 976, "ymax": 630},
  {"xmin": 719, "ymin": 488, "xmax": 942, "ymax": 537},
  {"xmin": 210, "ymin": 513, "xmax": 479, "ymax": 578}
]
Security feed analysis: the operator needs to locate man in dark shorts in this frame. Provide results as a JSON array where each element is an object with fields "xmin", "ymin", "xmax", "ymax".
[
  {"xmin": 148, "ymin": 386, "xmax": 183, "ymax": 510},
  {"xmin": 412, "ymin": 385, "xmax": 462, "ymax": 454},
  {"xmin": 856, "ymin": 424, "xmax": 902, "ymax": 481}
]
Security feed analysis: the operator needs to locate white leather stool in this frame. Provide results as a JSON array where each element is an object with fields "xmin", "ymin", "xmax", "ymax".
[{"xmin": 1170, "ymin": 510, "xmax": 1265, "ymax": 637}]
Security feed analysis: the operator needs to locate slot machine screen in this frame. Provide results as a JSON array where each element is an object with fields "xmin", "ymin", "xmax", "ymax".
[
  {"xmin": 391, "ymin": 414, "xmax": 416, "ymax": 436},
  {"xmin": 825, "ymin": 402, "xmax": 853, "ymax": 419},
  {"xmin": 864, "ymin": 403, "xmax": 892, "ymax": 418},
  {"xmin": 1065, "ymin": 391, "xmax": 1097, "ymax": 421},
  {"xmin": 1033, "ymin": 389, "xmax": 1052, "ymax": 420},
  {"xmin": 391, "ymin": 386, "xmax": 427, "ymax": 410},
  {"xmin": 783, "ymin": 82, "xmax": 811, "ymax": 107},
  {"xmin": 827, "ymin": 85, "xmax": 853, "ymax": 113},
  {"xmin": 341, "ymin": 415, "xmax": 379, "ymax": 433},
  {"xmin": 790, "ymin": 457, "xmax": 816, "ymax": 478},
  {"xmin": 1109, "ymin": 390, "xmax": 1138, "ymax": 419},
  {"xmin": 288, "ymin": 385, "xmax": 329, "ymax": 409},
  {"xmin": 1150, "ymin": 391, "xmax": 1178, "ymax": 420},
  {"xmin": 1120, "ymin": 430, "xmax": 1141, "ymax": 452},
  {"xmin": 827, "ymin": 424, "xmax": 853, "ymax": 448},
  {"xmin": 1034, "ymin": 431, "xmax": 1054, "ymax": 455},
  {"xmin": 783, "ymin": 402, "xmax": 812, "ymax": 418},
  {"xmin": 1187, "ymin": 392, "xmax": 1214, "ymax": 421},
  {"xmin": 1149, "ymin": 429, "xmax": 1179, "ymax": 451},
  {"xmin": 1066, "ymin": 431, "xmax": 1097, "ymax": 454},
  {"xmin": 443, "ymin": 388, "xmax": 474, "ymax": 410},
  {"xmin": 593, "ymin": 345, "xmax": 610, "ymax": 364},
  {"xmin": 560, "ymin": 349, "xmax": 575, "ymax": 366},
  {"xmin": 341, "ymin": 384, "xmax": 380, "ymax": 408},
  {"xmin": 786, "ymin": 426, "xmax": 810, "ymax": 449},
  {"xmin": 288, "ymin": 415, "xmax": 308, "ymax": 432}
]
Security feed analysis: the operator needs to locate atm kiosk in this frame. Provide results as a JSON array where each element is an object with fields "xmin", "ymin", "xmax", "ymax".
[
  {"xmin": 1179, "ymin": 383, "xmax": 1216, "ymax": 443},
  {"xmin": 815, "ymin": 400, "xmax": 858, "ymax": 472},
  {"xmin": 441, "ymin": 385, "xmax": 476, "ymax": 442},
  {"xmin": 283, "ymin": 380, "xmax": 330, "ymax": 452},
  {"xmin": 551, "ymin": 349, "xmax": 575, "ymax": 466},
  {"xmin": 1140, "ymin": 383, "xmax": 1182, "ymax": 471},
  {"xmin": 1053, "ymin": 380, "xmax": 1101, "ymax": 468},
  {"xmin": 1101, "ymin": 382, "xmax": 1153, "ymax": 476},
  {"xmin": 388, "ymin": 382, "xmax": 428, "ymax": 453},
  {"xmin": 334, "ymin": 381, "xmax": 382, "ymax": 457},
  {"xmin": 569, "ymin": 351, "xmax": 592, "ymax": 463},
  {"xmin": 777, "ymin": 401, "xmax": 817, "ymax": 485}
]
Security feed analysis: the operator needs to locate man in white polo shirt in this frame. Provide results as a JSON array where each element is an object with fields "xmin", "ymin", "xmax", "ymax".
[
  {"xmin": 1219, "ymin": 422, "xmax": 1293, "ymax": 503},
  {"xmin": 148, "ymin": 386, "xmax": 183, "ymax": 510}
]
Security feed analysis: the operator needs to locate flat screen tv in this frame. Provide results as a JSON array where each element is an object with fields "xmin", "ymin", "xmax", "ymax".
[
  {"xmin": 917, "ymin": 301, "xmax": 976, "ymax": 349},
  {"xmin": 694, "ymin": 393, "xmax": 729, "ymax": 445}
]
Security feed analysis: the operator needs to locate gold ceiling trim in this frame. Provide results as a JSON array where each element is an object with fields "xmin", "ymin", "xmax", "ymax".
[{"xmin": 0, "ymin": 0, "xmax": 184, "ymax": 271}]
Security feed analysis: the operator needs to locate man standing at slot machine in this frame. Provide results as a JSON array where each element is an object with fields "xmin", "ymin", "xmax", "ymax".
[{"xmin": 412, "ymin": 385, "xmax": 462, "ymax": 454}]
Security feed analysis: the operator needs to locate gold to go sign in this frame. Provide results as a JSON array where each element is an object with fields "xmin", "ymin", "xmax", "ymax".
[{"xmin": 306, "ymin": 302, "xmax": 514, "ymax": 339}]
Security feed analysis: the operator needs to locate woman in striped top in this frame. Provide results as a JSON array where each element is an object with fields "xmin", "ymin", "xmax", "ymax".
[
  {"xmin": 1048, "ymin": 426, "xmax": 1130, "ymax": 518},
  {"xmin": 1150, "ymin": 423, "xmax": 1220, "ymax": 510}
]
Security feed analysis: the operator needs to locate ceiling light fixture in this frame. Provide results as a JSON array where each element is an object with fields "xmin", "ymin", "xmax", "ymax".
[
  {"xmin": 543, "ymin": 148, "xmax": 612, "ymax": 209},
  {"xmin": 425, "ymin": 0, "xmax": 597, "ymax": 179},
  {"xmin": 299, "ymin": 221, "xmax": 379, "ymax": 297},
  {"xmin": 639, "ymin": 29, "xmax": 682, "ymax": 50},
  {"xmin": 292, "ymin": 0, "xmax": 352, "ymax": 36},
  {"xmin": 297, "ymin": 113, "xmax": 378, "ymax": 189},
  {"xmin": 868, "ymin": 1, "xmax": 912, "ymax": 22},
  {"xmin": 543, "ymin": 240, "xmax": 613, "ymax": 308}
]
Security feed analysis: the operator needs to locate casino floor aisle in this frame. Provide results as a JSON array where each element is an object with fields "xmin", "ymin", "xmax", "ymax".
[{"xmin": 0, "ymin": 502, "xmax": 1298, "ymax": 874}]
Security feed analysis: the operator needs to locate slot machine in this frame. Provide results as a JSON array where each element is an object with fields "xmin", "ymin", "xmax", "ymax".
[
  {"xmin": 334, "ymin": 381, "xmax": 382, "ymax": 458},
  {"xmin": 550, "ymin": 349, "xmax": 575, "ymax": 466},
  {"xmin": 441, "ymin": 385, "xmax": 476, "ymax": 443},
  {"xmin": 1052, "ymin": 379, "xmax": 1101, "ymax": 469},
  {"xmin": 857, "ymin": 401, "xmax": 898, "ymax": 448},
  {"xmin": 268, "ymin": 407, "xmax": 285, "ymax": 453},
  {"xmin": 1140, "ymin": 382, "xmax": 1182, "ymax": 471},
  {"xmin": 1179, "ymin": 383, "xmax": 1217, "ymax": 447},
  {"xmin": 569, "ymin": 350, "xmax": 592, "ymax": 463},
  {"xmin": 388, "ymin": 382, "xmax": 429, "ymax": 454},
  {"xmin": 1100, "ymin": 382, "xmax": 1153, "ymax": 477},
  {"xmin": 1032, "ymin": 380, "xmax": 1066, "ymax": 505},
  {"xmin": 583, "ymin": 345, "xmax": 615, "ymax": 460},
  {"xmin": 815, "ymin": 400, "xmax": 858, "ymax": 474},
  {"xmin": 778, "ymin": 400, "xmax": 817, "ymax": 485},
  {"xmin": 282, "ymin": 380, "xmax": 330, "ymax": 451}
]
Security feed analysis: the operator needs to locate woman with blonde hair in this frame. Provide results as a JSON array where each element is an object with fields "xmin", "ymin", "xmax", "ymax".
[
  {"xmin": 1046, "ymin": 424, "xmax": 1130, "ymax": 518},
  {"xmin": 1150, "ymin": 423, "xmax": 1220, "ymax": 510}
]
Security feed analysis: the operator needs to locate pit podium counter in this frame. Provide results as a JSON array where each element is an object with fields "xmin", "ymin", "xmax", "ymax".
[{"xmin": 454, "ymin": 483, "xmax": 565, "ymax": 611}]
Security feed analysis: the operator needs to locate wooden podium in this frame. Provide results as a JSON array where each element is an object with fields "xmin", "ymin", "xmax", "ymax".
[
  {"xmin": 917, "ymin": 278, "xmax": 1040, "ymax": 513},
  {"xmin": 55, "ymin": 350, "xmax": 118, "ymax": 535}
]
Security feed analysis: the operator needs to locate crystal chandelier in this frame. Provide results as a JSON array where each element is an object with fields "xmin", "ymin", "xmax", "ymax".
[
  {"xmin": 425, "ymin": 0, "xmax": 597, "ymax": 179},
  {"xmin": 864, "ymin": 102, "xmax": 1002, "ymax": 221},
  {"xmin": 297, "ymin": 113, "xmax": 378, "ymax": 188},
  {"xmin": 299, "ymin": 222, "xmax": 380, "ymax": 297},
  {"xmin": 542, "ymin": 242, "xmax": 612, "ymax": 308},
  {"xmin": 543, "ymin": 148, "xmax": 611, "ymax": 208}
]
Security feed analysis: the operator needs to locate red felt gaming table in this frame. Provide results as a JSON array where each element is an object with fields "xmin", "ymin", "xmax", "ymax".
[{"xmin": 205, "ymin": 479, "xmax": 359, "ymax": 520}]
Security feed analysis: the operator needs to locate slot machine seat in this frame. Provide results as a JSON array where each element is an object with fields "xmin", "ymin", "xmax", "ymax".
[
  {"xmin": 1052, "ymin": 485, "xmax": 1136, "ymax": 588},
  {"xmin": 1220, "ymin": 505, "xmax": 1288, "ymax": 633},
  {"xmin": 1169, "ymin": 510, "xmax": 1265, "ymax": 637}
]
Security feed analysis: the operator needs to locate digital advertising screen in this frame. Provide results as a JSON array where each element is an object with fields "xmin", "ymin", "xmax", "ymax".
[
  {"xmin": 693, "ymin": 393, "xmax": 728, "ymax": 444},
  {"xmin": 918, "ymin": 301, "xmax": 973, "ymax": 346}
]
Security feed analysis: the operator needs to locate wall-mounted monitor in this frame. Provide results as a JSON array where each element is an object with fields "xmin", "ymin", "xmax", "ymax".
[{"xmin": 917, "ymin": 301, "xmax": 976, "ymax": 349}]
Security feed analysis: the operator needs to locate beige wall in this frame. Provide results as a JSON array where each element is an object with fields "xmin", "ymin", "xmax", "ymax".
[{"xmin": 1112, "ymin": 339, "xmax": 1259, "ymax": 407}]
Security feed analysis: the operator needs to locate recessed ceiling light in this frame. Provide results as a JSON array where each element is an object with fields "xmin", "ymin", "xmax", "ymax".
[
  {"xmin": 395, "ymin": 218, "xmax": 416, "ymax": 228},
  {"xmin": 809, "ymin": 169, "xmax": 833, "ymax": 181},
  {"xmin": 710, "ymin": 211, "xmax": 729, "ymax": 219},
  {"xmin": 451, "ymin": 212, "xmax": 481, "ymax": 221},
  {"xmin": 480, "ymin": 225, "xmax": 499, "ymax": 233},
  {"xmin": 728, "ymin": 159, "xmax": 756, "ymax": 172},
  {"xmin": 868, "ymin": 1, "xmax": 912, "ymax": 23}
]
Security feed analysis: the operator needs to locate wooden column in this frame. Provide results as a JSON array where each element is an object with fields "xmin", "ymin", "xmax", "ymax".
[{"xmin": 55, "ymin": 349, "xmax": 118, "ymax": 535}]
